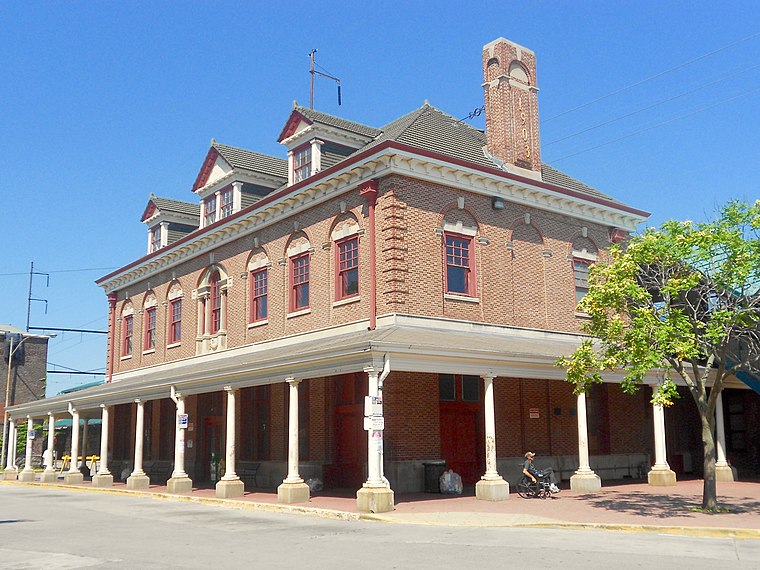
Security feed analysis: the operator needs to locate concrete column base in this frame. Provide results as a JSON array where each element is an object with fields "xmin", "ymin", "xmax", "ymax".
[
  {"xmin": 39, "ymin": 471, "xmax": 58, "ymax": 484},
  {"xmin": 167, "ymin": 476, "xmax": 193, "ymax": 494},
  {"xmin": 277, "ymin": 481, "xmax": 310, "ymax": 504},
  {"xmin": 356, "ymin": 485, "xmax": 394, "ymax": 513},
  {"xmin": 18, "ymin": 470, "xmax": 36, "ymax": 482},
  {"xmin": 475, "ymin": 477, "xmax": 509, "ymax": 501},
  {"xmin": 216, "ymin": 478, "xmax": 244, "ymax": 499},
  {"xmin": 648, "ymin": 468, "xmax": 677, "ymax": 486},
  {"xmin": 716, "ymin": 464, "xmax": 737, "ymax": 482},
  {"xmin": 570, "ymin": 470, "xmax": 602, "ymax": 493},
  {"xmin": 2, "ymin": 468, "xmax": 18, "ymax": 481},
  {"xmin": 126, "ymin": 473, "xmax": 150, "ymax": 490},
  {"xmin": 63, "ymin": 471, "xmax": 84, "ymax": 485},
  {"xmin": 92, "ymin": 473, "xmax": 114, "ymax": 488}
]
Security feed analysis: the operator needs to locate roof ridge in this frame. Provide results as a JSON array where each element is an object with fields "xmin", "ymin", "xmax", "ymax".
[{"xmin": 212, "ymin": 142, "xmax": 286, "ymax": 163}]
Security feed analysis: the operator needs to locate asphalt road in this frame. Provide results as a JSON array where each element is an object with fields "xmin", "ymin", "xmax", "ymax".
[{"xmin": 1, "ymin": 486, "xmax": 759, "ymax": 569}]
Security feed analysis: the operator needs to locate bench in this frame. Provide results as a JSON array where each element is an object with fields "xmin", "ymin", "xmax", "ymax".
[{"xmin": 240, "ymin": 463, "xmax": 261, "ymax": 489}]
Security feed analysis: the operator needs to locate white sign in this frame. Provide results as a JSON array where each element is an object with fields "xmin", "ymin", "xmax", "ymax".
[
  {"xmin": 178, "ymin": 414, "xmax": 189, "ymax": 429},
  {"xmin": 29, "ymin": 429, "xmax": 35, "ymax": 440},
  {"xmin": 363, "ymin": 416, "xmax": 385, "ymax": 431},
  {"xmin": 364, "ymin": 396, "xmax": 383, "ymax": 417}
]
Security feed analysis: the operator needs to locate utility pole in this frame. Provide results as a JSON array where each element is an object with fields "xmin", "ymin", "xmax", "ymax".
[
  {"xmin": 26, "ymin": 261, "xmax": 49, "ymax": 331},
  {"xmin": 309, "ymin": 49, "xmax": 342, "ymax": 109}
]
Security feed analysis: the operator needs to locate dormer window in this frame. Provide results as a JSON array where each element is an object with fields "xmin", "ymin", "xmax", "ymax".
[
  {"xmin": 149, "ymin": 225, "xmax": 161, "ymax": 253},
  {"xmin": 204, "ymin": 195, "xmax": 217, "ymax": 226},
  {"xmin": 220, "ymin": 188, "xmax": 233, "ymax": 219},
  {"xmin": 293, "ymin": 145, "xmax": 312, "ymax": 183}
]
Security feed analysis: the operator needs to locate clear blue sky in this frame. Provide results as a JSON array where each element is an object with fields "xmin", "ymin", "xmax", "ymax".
[{"xmin": 1, "ymin": 2, "xmax": 758, "ymax": 396}]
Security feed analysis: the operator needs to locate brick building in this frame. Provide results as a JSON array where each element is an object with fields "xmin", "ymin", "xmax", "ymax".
[{"xmin": 8, "ymin": 38, "xmax": 757, "ymax": 509}]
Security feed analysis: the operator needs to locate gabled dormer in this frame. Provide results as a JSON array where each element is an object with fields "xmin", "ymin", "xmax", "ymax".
[
  {"xmin": 141, "ymin": 194, "xmax": 200, "ymax": 254},
  {"xmin": 277, "ymin": 104, "xmax": 380, "ymax": 186},
  {"xmin": 193, "ymin": 139, "xmax": 287, "ymax": 228},
  {"xmin": 192, "ymin": 141, "xmax": 287, "ymax": 228}
]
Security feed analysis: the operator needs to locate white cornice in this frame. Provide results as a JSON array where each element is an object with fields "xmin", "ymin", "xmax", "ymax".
[
  {"xmin": 195, "ymin": 169, "xmax": 285, "ymax": 198},
  {"xmin": 281, "ymin": 123, "xmax": 373, "ymax": 150},
  {"xmin": 101, "ymin": 145, "xmax": 646, "ymax": 293}
]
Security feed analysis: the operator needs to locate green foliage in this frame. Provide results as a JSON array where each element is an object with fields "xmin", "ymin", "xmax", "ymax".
[
  {"xmin": 558, "ymin": 200, "xmax": 760, "ymax": 404},
  {"xmin": 14, "ymin": 421, "xmax": 45, "ymax": 456}
]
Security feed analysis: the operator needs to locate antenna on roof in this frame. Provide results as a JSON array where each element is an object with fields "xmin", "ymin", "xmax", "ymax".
[{"xmin": 309, "ymin": 49, "xmax": 342, "ymax": 109}]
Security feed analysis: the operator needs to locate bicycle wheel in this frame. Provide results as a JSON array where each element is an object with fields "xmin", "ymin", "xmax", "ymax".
[{"xmin": 516, "ymin": 477, "xmax": 536, "ymax": 498}]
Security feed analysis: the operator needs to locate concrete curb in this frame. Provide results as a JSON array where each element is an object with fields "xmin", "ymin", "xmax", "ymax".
[{"xmin": 3, "ymin": 480, "xmax": 758, "ymax": 538}]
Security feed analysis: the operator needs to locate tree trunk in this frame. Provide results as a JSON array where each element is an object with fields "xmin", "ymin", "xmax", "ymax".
[{"xmin": 700, "ymin": 409, "xmax": 718, "ymax": 510}]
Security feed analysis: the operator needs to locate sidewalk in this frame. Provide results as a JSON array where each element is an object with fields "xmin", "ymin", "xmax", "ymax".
[{"xmin": 4, "ymin": 477, "xmax": 759, "ymax": 538}]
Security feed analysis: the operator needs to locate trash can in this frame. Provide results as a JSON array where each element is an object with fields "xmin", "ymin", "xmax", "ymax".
[{"xmin": 422, "ymin": 460, "xmax": 446, "ymax": 493}]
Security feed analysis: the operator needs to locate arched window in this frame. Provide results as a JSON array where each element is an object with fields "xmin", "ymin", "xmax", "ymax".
[
  {"xmin": 120, "ymin": 302, "xmax": 134, "ymax": 358},
  {"xmin": 210, "ymin": 270, "xmax": 222, "ymax": 334}
]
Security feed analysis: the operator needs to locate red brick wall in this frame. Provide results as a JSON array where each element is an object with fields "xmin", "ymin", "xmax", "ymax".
[{"xmin": 383, "ymin": 372, "xmax": 440, "ymax": 460}]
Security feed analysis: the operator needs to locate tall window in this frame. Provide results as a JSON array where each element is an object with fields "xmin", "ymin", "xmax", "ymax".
[
  {"xmin": 336, "ymin": 236, "xmax": 359, "ymax": 299},
  {"xmin": 122, "ymin": 315, "xmax": 133, "ymax": 356},
  {"xmin": 293, "ymin": 146, "xmax": 311, "ymax": 183},
  {"xmin": 144, "ymin": 307, "xmax": 156, "ymax": 350},
  {"xmin": 149, "ymin": 225, "xmax": 161, "ymax": 252},
  {"xmin": 445, "ymin": 233, "xmax": 474, "ymax": 295},
  {"xmin": 290, "ymin": 253, "xmax": 310, "ymax": 311},
  {"xmin": 204, "ymin": 195, "xmax": 217, "ymax": 226},
  {"xmin": 169, "ymin": 298, "xmax": 182, "ymax": 344},
  {"xmin": 210, "ymin": 271, "xmax": 222, "ymax": 333},
  {"xmin": 573, "ymin": 259, "xmax": 591, "ymax": 304},
  {"xmin": 220, "ymin": 188, "xmax": 233, "ymax": 219},
  {"xmin": 250, "ymin": 268, "xmax": 268, "ymax": 323}
]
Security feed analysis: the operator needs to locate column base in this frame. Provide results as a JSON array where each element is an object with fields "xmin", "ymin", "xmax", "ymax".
[
  {"xmin": 126, "ymin": 473, "xmax": 150, "ymax": 490},
  {"xmin": 18, "ymin": 470, "xmax": 36, "ymax": 482},
  {"xmin": 63, "ymin": 471, "xmax": 84, "ymax": 485},
  {"xmin": 216, "ymin": 478, "xmax": 244, "ymax": 499},
  {"xmin": 648, "ymin": 468, "xmax": 677, "ymax": 486},
  {"xmin": 92, "ymin": 473, "xmax": 114, "ymax": 488},
  {"xmin": 356, "ymin": 485, "xmax": 394, "ymax": 513},
  {"xmin": 475, "ymin": 477, "xmax": 509, "ymax": 501},
  {"xmin": 167, "ymin": 476, "xmax": 193, "ymax": 494},
  {"xmin": 39, "ymin": 470, "xmax": 58, "ymax": 484},
  {"xmin": 570, "ymin": 470, "xmax": 602, "ymax": 493},
  {"xmin": 2, "ymin": 468, "xmax": 18, "ymax": 481},
  {"xmin": 716, "ymin": 464, "xmax": 737, "ymax": 482},
  {"xmin": 277, "ymin": 481, "xmax": 310, "ymax": 504}
]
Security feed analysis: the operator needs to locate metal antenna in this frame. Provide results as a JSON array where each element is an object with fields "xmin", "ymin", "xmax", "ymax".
[
  {"xmin": 309, "ymin": 49, "xmax": 342, "ymax": 109},
  {"xmin": 26, "ymin": 261, "xmax": 49, "ymax": 331}
]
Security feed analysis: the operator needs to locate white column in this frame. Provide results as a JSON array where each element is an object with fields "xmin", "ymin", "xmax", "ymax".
[
  {"xmin": 715, "ymin": 391, "xmax": 728, "ymax": 467},
  {"xmin": 284, "ymin": 377, "xmax": 303, "ymax": 484},
  {"xmin": 132, "ymin": 400, "xmax": 146, "ymax": 476},
  {"xmin": 481, "ymin": 375, "xmax": 499, "ymax": 480},
  {"xmin": 172, "ymin": 393, "xmax": 187, "ymax": 478},
  {"xmin": 222, "ymin": 386, "xmax": 239, "ymax": 480},
  {"xmin": 44, "ymin": 414, "xmax": 56, "ymax": 473},
  {"xmin": 576, "ymin": 391, "xmax": 592, "ymax": 472},
  {"xmin": 364, "ymin": 368, "xmax": 383, "ymax": 486},
  {"xmin": 22, "ymin": 416, "xmax": 33, "ymax": 472},
  {"xmin": 5, "ymin": 418, "xmax": 14, "ymax": 470},
  {"xmin": 652, "ymin": 389, "xmax": 670, "ymax": 469},
  {"xmin": 160, "ymin": 222, "xmax": 169, "ymax": 248},
  {"xmin": 68, "ymin": 408, "xmax": 80, "ymax": 473},
  {"xmin": 82, "ymin": 418, "xmax": 89, "ymax": 467},
  {"xmin": 98, "ymin": 405, "xmax": 111, "ymax": 475},
  {"xmin": 232, "ymin": 181, "xmax": 243, "ymax": 213}
]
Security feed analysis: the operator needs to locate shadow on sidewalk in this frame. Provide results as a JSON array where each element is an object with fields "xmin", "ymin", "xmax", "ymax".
[{"xmin": 579, "ymin": 491, "xmax": 760, "ymax": 519}]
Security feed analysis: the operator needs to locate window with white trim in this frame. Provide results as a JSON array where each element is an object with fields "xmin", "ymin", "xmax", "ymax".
[
  {"xmin": 445, "ymin": 232, "xmax": 475, "ymax": 296},
  {"xmin": 204, "ymin": 195, "xmax": 216, "ymax": 226},
  {"xmin": 293, "ymin": 145, "xmax": 311, "ymax": 183},
  {"xmin": 122, "ymin": 315, "xmax": 133, "ymax": 356},
  {"xmin": 149, "ymin": 225, "xmax": 161, "ymax": 253},
  {"xmin": 336, "ymin": 236, "xmax": 359, "ymax": 300},
  {"xmin": 220, "ymin": 188, "xmax": 233, "ymax": 219},
  {"xmin": 250, "ymin": 268, "xmax": 268, "ymax": 323},
  {"xmin": 573, "ymin": 259, "xmax": 591, "ymax": 304},
  {"xmin": 210, "ymin": 270, "xmax": 222, "ymax": 334},
  {"xmin": 169, "ymin": 298, "xmax": 182, "ymax": 344},
  {"xmin": 291, "ymin": 253, "xmax": 310, "ymax": 311}
]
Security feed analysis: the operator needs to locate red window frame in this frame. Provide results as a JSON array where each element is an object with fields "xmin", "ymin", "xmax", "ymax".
[
  {"xmin": 122, "ymin": 315, "xmax": 133, "ymax": 356},
  {"xmin": 249, "ymin": 268, "xmax": 268, "ymax": 323},
  {"xmin": 335, "ymin": 236, "xmax": 359, "ymax": 300},
  {"xmin": 169, "ymin": 298, "xmax": 182, "ymax": 344},
  {"xmin": 204, "ymin": 195, "xmax": 216, "ymax": 226},
  {"xmin": 290, "ymin": 253, "xmax": 310, "ymax": 312},
  {"xmin": 149, "ymin": 225, "xmax": 161, "ymax": 252},
  {"xmin": 220, "ymin": 188, "xmax": 233, "ymax": 219},
  {"xmin": 445, "ymin": 233, "xmax": 476, "ymax": 296},
  {"xmin": 210, "ymin": 271, "xmax": 222, "ymax": 334},
  {"xmin": 293, "ymin": 145, "xmax": 311, "ymax": 183},
  {"xmin": 144, "ymin": 307, "xmax": 156, "ymax": 350}
]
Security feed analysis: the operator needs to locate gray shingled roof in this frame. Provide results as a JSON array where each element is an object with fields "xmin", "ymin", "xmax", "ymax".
[
  {"xmin": 150, "ymin": 195, "xmax": 200, "ymax": 217},
  {"xmin": 295, "ymin": 105, "xmax": 381, "ymax": 138},
  {"xmin": 213, "ymin": 143, "xmax": 287, "ymax": 179}
]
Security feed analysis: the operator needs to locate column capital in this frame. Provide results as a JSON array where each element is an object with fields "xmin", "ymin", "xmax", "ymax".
[
  {"xmin": 285, "ymin": 376, "xmax": 301, "ymax": 386},
  {"xmin": 363, "ymin": 366, "xmax": 379, "ymax": 375},
  {"xmin": 100, "ymin": 403, "xmax": 107, "ymax": 410},
  {"xmin": 481, "ymin": 373, "xmax": 495, "ymax": 381},
  {"xmin": 223, "ymin": 385, "xmax": 237, "ymax": 393},
  {"xmin": 134, "ymin": 398, "xmax": 142, "ymax": 405}
]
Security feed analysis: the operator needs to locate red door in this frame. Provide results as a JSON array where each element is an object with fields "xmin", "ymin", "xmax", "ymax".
[
  {"xmin": 326, "ymin": 373, "xmax": 367, "ymax": 488},
  {"xmin": 439, "ymin": 375, "xmax": 483, "ymax": 485}
]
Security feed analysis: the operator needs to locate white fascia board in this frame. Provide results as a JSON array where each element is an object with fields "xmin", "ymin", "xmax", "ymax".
[
  {"xmin": 281, "ymin": 123, "xmax": 373, "ymax": 150},
  {"xmin": 195, "ymin": 169, "xmax": 285, "ymax": 197}
]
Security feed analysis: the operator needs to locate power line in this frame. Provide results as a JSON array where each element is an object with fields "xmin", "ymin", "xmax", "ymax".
[
  {"xmin": 0, "ymin": 266, "xmax": 116, "ymax": 277},
  {"xmin": 543, "ymin": 62, "xmax": 760, "ymax": 148},
  {"xmin": 542, "ymin": 31, "xmax": 760, "ymax": 124},
  {"xmin": 546, "ymin": 85, "xmax": 760, "ymax": 164}
]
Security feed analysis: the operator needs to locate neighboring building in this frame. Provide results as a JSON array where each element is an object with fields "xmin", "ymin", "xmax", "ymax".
[{"xmin": 8, "ymin": 38, "xmax": 757, "ymax": 507}]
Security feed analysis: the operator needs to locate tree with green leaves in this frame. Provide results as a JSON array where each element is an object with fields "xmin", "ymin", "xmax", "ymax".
[{"xmin": 558, "ymin": 200, "xmax": 760, "ymax": 510}]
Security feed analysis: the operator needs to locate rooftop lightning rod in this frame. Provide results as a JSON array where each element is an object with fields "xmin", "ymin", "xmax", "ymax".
[{"xmin": 309, "ymin": 49, "xmax": 342, "ymax": 109}]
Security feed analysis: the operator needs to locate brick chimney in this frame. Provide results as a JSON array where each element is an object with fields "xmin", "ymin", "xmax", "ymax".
[{"xmin": 482, "ymin": 38, "xmax": 541, "ymax": 180}]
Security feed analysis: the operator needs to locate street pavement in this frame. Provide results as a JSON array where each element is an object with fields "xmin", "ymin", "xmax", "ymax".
[{"xmin": 1, "ymin": 476, "xmax": 758, "ymax": 538}]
